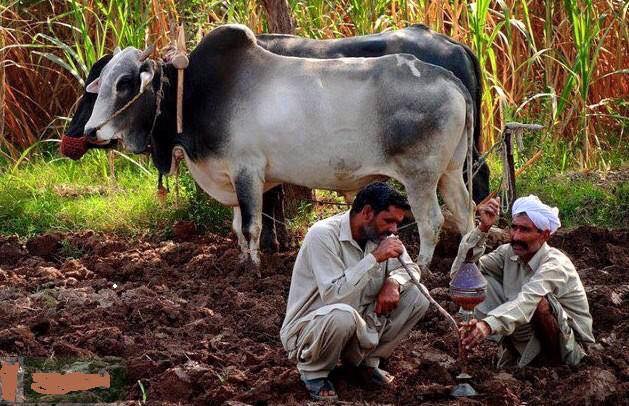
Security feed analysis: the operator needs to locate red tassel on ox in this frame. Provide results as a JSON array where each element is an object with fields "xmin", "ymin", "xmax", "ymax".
[{"xmin": 60, "ymin": 134, "xmax": 89, "ymax": 160}]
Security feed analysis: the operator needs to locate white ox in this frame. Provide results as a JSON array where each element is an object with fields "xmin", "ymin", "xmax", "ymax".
[{"xmin": 83, "ymin": 24, "xmax": 475, "ymax": 268}]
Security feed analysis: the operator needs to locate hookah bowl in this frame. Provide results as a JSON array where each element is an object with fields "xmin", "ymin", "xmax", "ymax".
[{"xmin": 449, "ymin": 256, "xmax": 487, "ymax": 397}]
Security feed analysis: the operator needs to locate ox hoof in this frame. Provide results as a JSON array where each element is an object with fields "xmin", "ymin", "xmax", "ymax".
[
  {"xmin": 250, "ymin": 251, "xmax": 261, "ymax": 277},
  {"xmin": 238, "ymin": 250, "xmax": 261, "ymax": 277}
]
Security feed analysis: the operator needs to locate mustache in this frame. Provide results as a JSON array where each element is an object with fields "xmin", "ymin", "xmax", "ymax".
[{"xmin": 510, "ymin": 240, "xmax": 528, "ymax": 249}]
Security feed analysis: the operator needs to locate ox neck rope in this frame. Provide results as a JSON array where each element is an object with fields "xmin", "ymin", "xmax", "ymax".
[{"xmin": 147, "ymin": 61, "xmax": 167, "ymax": 143}]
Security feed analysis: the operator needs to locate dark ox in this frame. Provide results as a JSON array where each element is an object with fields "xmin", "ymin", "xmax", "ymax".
[
  {"xmin": 65, "ymin": 54, "xmax": 113, "ymax": 141},
  {"xmin": 256, "ymin": 25, "xmax": 489, "ymax": 202},
  {"xmin": 81, "ymin": 24, "xmax": 475, "ymax": 267}
]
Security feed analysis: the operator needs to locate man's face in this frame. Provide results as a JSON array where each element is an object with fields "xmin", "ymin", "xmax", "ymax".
[
  {"xmin": 361, "ymin": 205, "xmax": 406, "ymax": 242},
  {"xmin": 509, "ymin": 213, "xmax": 550, "ymax": 260}
]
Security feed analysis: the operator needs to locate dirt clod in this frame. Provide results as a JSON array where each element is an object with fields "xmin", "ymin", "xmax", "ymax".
[{"xmin": 26, "ymin": 233, "xmax": 62, "ymax": 259}]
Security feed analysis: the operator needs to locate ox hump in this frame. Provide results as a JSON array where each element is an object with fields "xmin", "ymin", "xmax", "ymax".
[{"xmin": 199, "ymin": 24, "xmax": 257, "ymax": 53}]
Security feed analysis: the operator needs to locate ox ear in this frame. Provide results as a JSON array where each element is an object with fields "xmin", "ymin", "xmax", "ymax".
[
  {"xmin": 86, "ymin": 77, "xmax": 100, "ymax": 94},
  {"xmin": 139, "ymin": 61, "xmax": 155, "ymax": 94}
]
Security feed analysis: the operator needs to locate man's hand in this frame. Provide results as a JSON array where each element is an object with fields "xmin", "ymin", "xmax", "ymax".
[
  {"xmin": 372, "ymin": 236, "xmax": 404, "ymax": 263},
  {"xmin": 375, "ymin": 279, "xmax": 400, "ymax": 315},
  {"xmin": 459, "ymin": 319, "xmax": 492, "ymax": 349},
  {"xmin": 477, "ymin": 197, "xmax": 501, "ymax": 233}
]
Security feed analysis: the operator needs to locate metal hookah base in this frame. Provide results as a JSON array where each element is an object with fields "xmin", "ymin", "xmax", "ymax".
[
  {"xmin": 451, "ymin": 382, "xmax": 478, "ymax": 397},
  {"xmin": 451, "ymin": 373, "xmax": 478, "ymax": 397}
]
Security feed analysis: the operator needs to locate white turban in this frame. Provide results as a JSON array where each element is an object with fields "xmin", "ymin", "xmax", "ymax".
[{"xmin": 512, "ymin": 195, "xmax": 561, "ymax": 234}]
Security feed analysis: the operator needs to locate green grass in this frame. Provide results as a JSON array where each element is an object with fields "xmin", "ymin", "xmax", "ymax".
[
  {"xmin": 485, "ymin": 129, "xmax": 628, "ymax": 229},
  {"xmin": 519, "ymin": 176, "xmax": 628, "ymax": 229},
  {"xmin": 0, "ymin": 146, "xmax": 230, "ymax": 237},
  {"xmin": 0, "ymin": 135, "xmax": 626, "ymax": 238},
  {"xmin": 287, "ymin": 190, "xmax": 350, "ymax": 235}
]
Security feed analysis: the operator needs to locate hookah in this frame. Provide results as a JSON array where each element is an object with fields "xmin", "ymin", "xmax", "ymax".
[
  {"xmin": 395, "ymin": 245, "xmax": 487, "ymax": 398},
  {"xmin": 448, "ymin": 248, "xmax": 487, "ymax": 397}
]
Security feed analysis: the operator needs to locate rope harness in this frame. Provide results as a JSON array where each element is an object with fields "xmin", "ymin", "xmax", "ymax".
[
  {"xmin": 149, "ymin": 62, "xmax": 167, "ymax": 144},
  {"xmin": 88, "ymin": 64, "xmax": 162, "ymax": 136},
  {"xmin": 88, "ymin": 82, "xmax": 149, "ymax": 132},
  {"xmin": 60, "ymin": 59, "xmax": 166, "ymax": 160}
]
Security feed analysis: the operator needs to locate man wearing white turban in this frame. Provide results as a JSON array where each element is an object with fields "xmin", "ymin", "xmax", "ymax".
[{"xmin": 450, "ymin": 195, "xmax": 594, "ymax": 367}]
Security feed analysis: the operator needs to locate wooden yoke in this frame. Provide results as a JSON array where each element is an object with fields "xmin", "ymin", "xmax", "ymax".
[{"xmin": 171, "ymin": 24, "xmax": 189, "ymax": 135}]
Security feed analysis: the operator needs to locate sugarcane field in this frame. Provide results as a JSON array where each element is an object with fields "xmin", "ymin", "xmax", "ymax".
[{"xmin": 0, "ymin": 1, "xmax": 627, "ymax": 405}]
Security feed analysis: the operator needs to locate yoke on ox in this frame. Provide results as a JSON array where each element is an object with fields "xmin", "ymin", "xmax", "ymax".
[{"xmin": 83, "ymin": 24, "xmax": 474, "ymax": 267}]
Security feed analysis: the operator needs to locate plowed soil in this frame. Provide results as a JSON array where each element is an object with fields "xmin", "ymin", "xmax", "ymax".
[{"xmin": 1, "ymin": 225, "xmax": 627, "ymax": 405}]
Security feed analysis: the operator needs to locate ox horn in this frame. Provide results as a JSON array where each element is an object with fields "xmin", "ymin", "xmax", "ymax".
[{"xmin": 138, "ymin": 44, "xmax": 155, "ymax": 62}]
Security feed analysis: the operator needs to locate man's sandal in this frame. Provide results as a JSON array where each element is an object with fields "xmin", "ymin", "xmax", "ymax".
[
  {"xmin": 302, "ymin": 377, "xmax": 339, "ymax": 401},
  {"xmin": 359, "ymin": 366, "xmax": 395, "ymax": 386}
]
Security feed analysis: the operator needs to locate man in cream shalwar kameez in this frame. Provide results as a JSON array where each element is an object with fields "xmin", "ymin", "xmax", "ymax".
[
  {"xmin": 280, "ymin": 183, "xmax": 429, "ymax": 400},
  {"xmin": 456, "ymin": 195, "xmax": 594, "ymax": 367}
]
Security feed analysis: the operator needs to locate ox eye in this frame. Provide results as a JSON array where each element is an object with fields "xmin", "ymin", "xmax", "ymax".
[{"xmin": 116, "ymin": 76, "xmax": 134, "ymax": 93}]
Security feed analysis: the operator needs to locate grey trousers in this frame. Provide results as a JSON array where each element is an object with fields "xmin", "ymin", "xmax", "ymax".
[
  {"xmin": 294, "ymin": 284, "xmax": 429, "ymax": 380},
  {"xmin": 477, "ymin": 276, "xmax": 586, "ymax": 367}
]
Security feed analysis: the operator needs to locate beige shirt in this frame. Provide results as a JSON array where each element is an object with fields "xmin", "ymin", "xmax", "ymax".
[
  {"xmin": 451, "ymin": 228, "xmax": 595, "ymax": 343},
  {"xmin": 280, "ymin": 210, "xmax": 421, "ymax": 349}
]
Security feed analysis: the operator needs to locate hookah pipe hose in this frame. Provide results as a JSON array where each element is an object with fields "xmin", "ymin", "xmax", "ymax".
[
  {"xmin": 384, "ymin": 235, "xmax": 458, "ymax": 330},
  {"xmin": 395, "ymin": 256, "xmax": 468, "ymax": 372}
]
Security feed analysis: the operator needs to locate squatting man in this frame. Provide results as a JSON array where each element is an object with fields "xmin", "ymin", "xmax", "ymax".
[
  {"xmin": 280, "ymin": 182, "xmax": 429, "ymax": 401},
  {"xmin": 456, "ymin": 195, "xmax": 594, "ymax": 367},
  {"xmin": 280, "ymin": 182, "xmax": 595, "ymax": 400}
]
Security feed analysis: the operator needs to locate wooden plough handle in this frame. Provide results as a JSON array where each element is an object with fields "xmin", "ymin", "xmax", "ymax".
[{"xmin": 479, "ymin": 149, "xmax": 543, "ymax": 206}]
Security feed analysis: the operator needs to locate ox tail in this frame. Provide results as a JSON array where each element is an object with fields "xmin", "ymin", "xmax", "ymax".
[{"xmin": 461, "ymin": 43, "xmax": 483, "ymax": 153}]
